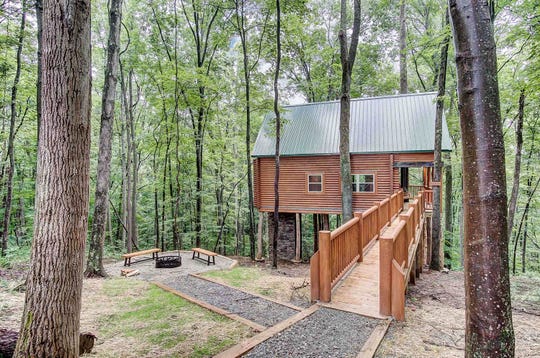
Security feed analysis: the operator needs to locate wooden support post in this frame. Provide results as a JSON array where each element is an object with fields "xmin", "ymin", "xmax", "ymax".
[
  {"xmin": 391, "ymin": 260, "xmax": 406, "ymax": 321},
  {"xmin": 415, "ymin": 236, "xmax": 422, "ymax": 277},
  {"xmin": 374, "ymin": 202, "xmax": 381, "ymax": 234},
  {"xmin": 409, "ymin": 257, "xmax": 416, "ymax": 285},
  {"xmin": 310, "ymin": 252, "xmax": 320, "ymax": 302},
  {"xmin": 426, "ymin": 216, "xmax": 432, "ymax": 267},
  {"xmin": 319, "ymin": 230, "xmax": 332, "ymax": 303},
  {"xmin": 387, "ymin": 199, "xmax": 392, "ymax": 226},
  {"xmin": 256, "ymin": 212, "xmax": 264, "ymax": 261},
  {"xmin": 399, "ymin": 214, "xmax": 410, "ymax": 268},
  {"xmin": 313, "ymin": 214, "xmax": 319, "ymax": 252},
  {"xmin": 322, "ymin": 214, "xmax": 330, "ymax": 231},
  {"xmin": 293, "ymin": 213, "xmax": 302, "ymax": 262},
  {"xmin": 354, "ymin": 212, "xmax": 363, "ymax": 262},
  {"xmin": 379, "ymin": 235, "xmax": 393, "ymax": 316}
]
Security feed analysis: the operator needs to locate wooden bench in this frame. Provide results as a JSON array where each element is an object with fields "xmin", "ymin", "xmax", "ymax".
[
  {"xmin": 191, "ymin": 248, "xmax": 217, "ymax": 265},
  {"xmin": 122, "ymin": 248, "xmax": 161, "ymax": 267}
]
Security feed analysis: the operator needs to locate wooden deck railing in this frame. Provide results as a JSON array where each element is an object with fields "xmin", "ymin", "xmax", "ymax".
[
  {"xmin": 407, "ymin": 185, "xmax": 423, "ymax": 199},
  {"xmin": 379, "ymin": 192, "xmax": 426, "ymax": 321},
  {"xmin": 311, "ymin": 189, "xmax": 404, "ymax": 303},
  {"xmin": 408, "ymin": 185, "xmax": 434, "ymax": 210}
]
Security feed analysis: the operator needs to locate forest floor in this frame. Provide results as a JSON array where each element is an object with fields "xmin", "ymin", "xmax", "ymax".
[{"xmin": 1, "ymin": 256, "xmax": 539, "ymax": 357}]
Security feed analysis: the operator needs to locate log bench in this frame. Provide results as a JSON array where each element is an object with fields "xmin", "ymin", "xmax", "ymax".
[
  {"xmin": 122, "ymin": 248, "xmax": 161, "ymax": 267},
  {"xmin": 191, "ymin": 247, "xmax": 217, "ymax": 265}
]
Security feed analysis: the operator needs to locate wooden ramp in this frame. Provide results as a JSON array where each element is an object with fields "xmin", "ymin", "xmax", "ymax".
[{"xmin": 323, "ymin": 217, "xmax": 405, "ymax": 320}]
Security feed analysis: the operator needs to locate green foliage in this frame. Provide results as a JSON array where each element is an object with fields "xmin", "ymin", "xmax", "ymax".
[
  {"xmin": 0, "ymin": 0, "xmax": 538, "ymax": 272},
  {"xmin": 0, "ymin": 242, "xmax": 31, "ymax": 268}
]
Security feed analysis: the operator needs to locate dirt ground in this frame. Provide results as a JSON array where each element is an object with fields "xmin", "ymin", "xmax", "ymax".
[
  {"xmin": 375, "ymin": 269, "xmax": 540, "ymax": 357},
  {"xmin": 2, "ymin": 259, "xmax": 539, "ymax": 357}
]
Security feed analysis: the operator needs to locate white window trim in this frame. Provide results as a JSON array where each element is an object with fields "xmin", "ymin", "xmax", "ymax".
[
  {"xmin": 352, "ymin": 173, "xmax": 375, "ymax": 193},
  {"xmin": 307, "ymin": 173, "xmax": 324, "ymax": 193}
]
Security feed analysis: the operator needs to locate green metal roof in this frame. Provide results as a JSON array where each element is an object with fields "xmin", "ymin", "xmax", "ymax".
[{"xmin": 252, "ymin": 92, "xmax": 453, "ymax": 157}]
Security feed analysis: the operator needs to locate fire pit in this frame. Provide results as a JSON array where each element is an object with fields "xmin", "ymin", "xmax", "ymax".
[{"xmin": 155, "ymin": 255, "xmax": 182, "ymax": 268}]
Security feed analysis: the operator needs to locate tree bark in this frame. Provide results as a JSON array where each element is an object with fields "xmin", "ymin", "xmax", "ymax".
[
  {"xmin": 399, "ymin": 0, "xmax": 407, "ymax": 94},
  {"xmin": 449, "ymin": 1, "xmax": 515, "ymax": 356},
  {"xmin": 233, "ymin": 0, "xmax": 258, "ymax": 260},
  {"xmin": 14, "ymin": 0, "xmax": 91, "ymax": 355},
  {"xmin": 512, "ymin": 176, "xmax": 539, "ymax": 274},
  {"xmin": 35, "ymin": 0, "xmax": 43, "ymax": 141},
  {"xmin": 272, "ymin": 0, "xmax": 282, "ymax": 269},
  {"xmin": 430, "ymin": 9, "xmax": 450, "ymax": 271},
  {"xmin": 444, "ymin": 161, "xmax": 453, "ymax": 261},
  {"xmin": 338, "ymin": 0, "xmax": 361, "ymax": 222},
  {"xmin": 1, "ymin": 0, "xmax": 26, "ymax": 256},
  {"xmin": 507, "ymin": 88, "xmax": 525, "ymax": 240},
  {"xmin": 85, "ymin": 0, "xmax": 123, "ymax": 277}
]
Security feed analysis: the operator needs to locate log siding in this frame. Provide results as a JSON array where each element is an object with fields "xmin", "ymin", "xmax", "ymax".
[{"xmin": 254, "ymin": 152, "xmax": 434, "ymax": 214}]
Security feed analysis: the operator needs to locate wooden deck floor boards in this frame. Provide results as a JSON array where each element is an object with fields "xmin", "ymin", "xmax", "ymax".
[{"xmin": 325, "ymin": 212, "xmax": 407, "ymax": 320}]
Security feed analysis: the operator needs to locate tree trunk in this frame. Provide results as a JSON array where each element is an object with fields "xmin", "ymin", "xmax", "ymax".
[
  {"xmin": 14, "ymin": 0, "xmax": 91, "ymax": 354},
  {"xmin": 444, "ymin": 161, "xmax": 453, "ymax": 261},
  {"xmin": 512, "ymin": 176, "xmax": 540, "ymax": 273},
  {"xmin": 507, "ymin": 88, "xmax": 525, "ymax": 240},
  {"xmin": 128, "ymin": 71, "xmax": 139, "ymax": 249},
  {"xmin": 1, "ymin": 0, "xmax": 25, "ymax": 256},
  {"xmin": 119, "ymin": 67, "xmax": 131, "ymax": 252},
  {"xmin": 85, "ymin": 0, "xmax": 123, "ymax": 277},
  {"xmin": 449, "ymin": 1, "xmax": 514, "ymax": 355},
  {"xmin": 234, "ymin": 0, "xmax": 257, "ymax": 260},
  {"xmin": 272, "ymin": 0, "xmax": 282, "ymax": 269},
  {"xmin": 430, "ymin": 9, "xmax": 450, "ymax": 271},
  {"xmin": 35, "ymin": 0, "xmax": 43, "ymax": 141},
  {"xmin": 338, "ymin": 0, "xmax": 361, "ymax": 222},
  {"xmin": 399, "ymin": 0, "xmax": 407, "ymax": 94}
]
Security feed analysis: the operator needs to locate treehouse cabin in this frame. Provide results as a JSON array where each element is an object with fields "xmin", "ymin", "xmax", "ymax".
[{"xmin": 252, "ymin": 92, "xmax": 452, "ymax": 261}]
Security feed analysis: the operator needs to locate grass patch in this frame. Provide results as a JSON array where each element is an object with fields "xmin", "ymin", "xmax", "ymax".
[
  {"xmin": 511, "ymin": 272, "xmax": 540, "ymax": 303},
  {"xmin": 96, "ymin": 278, "xmax": 253, "ymax": 356},
  {"xmin": 0, "ymin": 245, "xmax": 31, "ymax": 268},
  {"xmin": 201, "ymin": 267, "xmax": 262, "ymax": 288}
]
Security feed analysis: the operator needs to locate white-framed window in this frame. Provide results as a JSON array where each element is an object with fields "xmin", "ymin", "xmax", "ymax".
[
  {"xmin": 352, "ymin": 174, "xmax": 375, "ymax": 193},
  {"xmin": 307, "ymin": 173, "xmax": 323, "ymax": 193}
]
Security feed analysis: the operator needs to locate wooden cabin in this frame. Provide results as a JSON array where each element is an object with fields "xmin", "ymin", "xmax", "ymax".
[{"xmin": 252, "ymin": 92, "xmax": 452, "ymax": 261}]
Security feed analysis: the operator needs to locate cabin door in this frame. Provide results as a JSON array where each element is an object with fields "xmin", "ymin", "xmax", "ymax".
[{"xmin": 400, "ymin": 167, "xmax": 409, "ymax": 192}]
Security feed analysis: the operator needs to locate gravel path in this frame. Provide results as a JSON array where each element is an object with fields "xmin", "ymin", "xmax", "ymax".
[
  {"xmin": 244, "ymin": 307, "xmax": 380, "ymax": 358},
  {"xmin": 163, "ymin": 275, "xmax": 300, "ymax": 328}
]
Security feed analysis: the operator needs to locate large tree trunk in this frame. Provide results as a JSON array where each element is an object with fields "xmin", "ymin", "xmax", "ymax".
[
  {"xmin": 430, "ymin": 9, "xmax": 450, "ymax": 271},
  {"xmin": 85, "ymin": 0, "xmax": 123, "ymax": 277},
  {"xmin": 338, "ymin": 0, "xmax": 361, "ymax": 222},
  {"xmin": 449, "ymin": 1, "xmax": 515, "ymax": 356},
  {"xmin": 232, "ymin": 0, "xmax": 260, "ymax": 259},
  {"xmin": 399, "ymin": 0, "xmax": 407, "ymax": 94},
  {"xmin": 507, "ymin": 88, "xmax": 525, "ymax": 240},
  {"xmin": 272, "ymin": 0, "xmax": 282, "ymax": 269},
  {"xmin": 1, "ymin": 0, "xmax": 26, "ymax": 256},
  {"xmin": 14, "ymin": 0, "xmax": 91, "ymax": 355},
  {"xmin": 35, "ymin": 0, "xmax": 43, "ymax": 140}
]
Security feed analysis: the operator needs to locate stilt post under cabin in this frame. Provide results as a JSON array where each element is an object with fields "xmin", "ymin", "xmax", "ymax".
[
  {"xmin": 293, "ymin": 213, "xmax": 302, "ymax": 262},
  {"xmin": 256, "ymin": 212, "xmax": 264, "ymax": 261},
  {"xmin": 313, "ymin": 214, "xmax": 319, "ymax": 252},
  {"xmin": 322, "ymin": 214, "xmax": 330, "ymax": 231}
]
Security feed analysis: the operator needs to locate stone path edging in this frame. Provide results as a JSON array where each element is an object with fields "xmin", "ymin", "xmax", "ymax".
[{"xmin": 214, "ymin": 305, "xmax": 320, "ymax": 358}]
